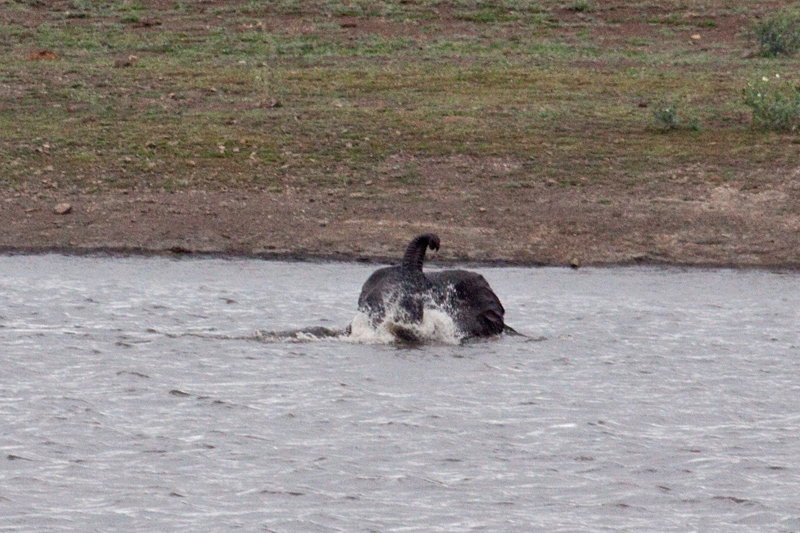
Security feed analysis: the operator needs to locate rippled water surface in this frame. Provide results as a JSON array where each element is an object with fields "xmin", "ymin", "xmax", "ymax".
[{"xmin": 2, "ymin": 255, "xmax": 800, "ymax": 532}]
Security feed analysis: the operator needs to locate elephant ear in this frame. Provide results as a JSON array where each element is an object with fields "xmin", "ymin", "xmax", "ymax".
[{"xmin": 427, "ymin": 270, "xmax": 506, "ymax": 337}]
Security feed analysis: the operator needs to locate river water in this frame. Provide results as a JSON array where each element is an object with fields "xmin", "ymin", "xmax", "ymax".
[{"xmin": 1, "ymin": 255, "xmax": 799, "ymax": 532}]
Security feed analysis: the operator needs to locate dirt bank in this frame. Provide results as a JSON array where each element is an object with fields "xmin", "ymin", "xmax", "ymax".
[
  {"xmin": 4, "ymin": 162, "xmax": 800, "ymax": 268},
  {"xmin": 4, "ymin": 1, "xmax": 800, "ymax": 267}
]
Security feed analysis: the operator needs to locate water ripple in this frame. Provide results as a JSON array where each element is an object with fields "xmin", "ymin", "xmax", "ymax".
[{"xmin": 1, "ymin": 256, "xmax": 800, "ymax": 531}]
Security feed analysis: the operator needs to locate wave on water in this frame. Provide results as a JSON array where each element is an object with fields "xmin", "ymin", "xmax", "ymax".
[
  {"xmin": 254, "ymin": 302, "xmax": 464, "ymax": 346},
  {"xmin": 254, "ymin": 326, "xmax": 350, "ymax": 344}
]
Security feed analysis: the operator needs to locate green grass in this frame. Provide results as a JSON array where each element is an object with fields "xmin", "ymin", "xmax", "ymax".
[
  {"xmin": 0, "ymin": 0, "xmax": 797, "ymax": 194},
  {"xmin": 750, "ymin": 9, "xmax": 800, "ymax": 56},
  {"xmin": 744, "ymin": 75, "xmax": 800, "ymax": 131}
]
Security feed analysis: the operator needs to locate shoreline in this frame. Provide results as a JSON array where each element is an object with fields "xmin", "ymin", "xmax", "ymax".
[
  {"xmin": 3, "ymin": 186, "xmax": 799, "ymax": 270},
  {"xmin": 3, "ymin": 244, "xmax": 799, "ymax": 273},
  {"xmin": 5, "ymin": 3, "xmax": 800, "ymax": 273}
]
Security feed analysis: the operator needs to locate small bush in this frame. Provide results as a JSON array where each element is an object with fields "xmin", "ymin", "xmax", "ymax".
[
  {"xmin": 566, "ymin": 1, "xmax": 593, "ymax": 12},
  {"xmin": 743, "ymin": 75, "xmax": 800, "ymax": 131},
  {"xmin": 651, "ymin": 102, "xmax": 700, "ymax": 132},
  {"xmin": 652, "ymin": 103, "xmax": 678, "ymax": 130},
  {"xmin": 751, "ymin": 11, "xmax": 800, "ymax": 56}
]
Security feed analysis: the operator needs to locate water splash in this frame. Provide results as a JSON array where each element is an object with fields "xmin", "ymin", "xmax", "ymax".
[
  {"xmin": 252, "ymin": 288, "xmax": 466, "ymax": 345},
  {"xmin": 346, "ymin": 307, "xmax": 462, "ymax": 345}
]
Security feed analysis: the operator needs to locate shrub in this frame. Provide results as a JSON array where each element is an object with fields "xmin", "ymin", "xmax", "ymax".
[
  {"xmin": 566, "ymin": 1, "xmax": 593, "ymax": 12},
  {"xmin": 651, "ymin": 102, "xmax": 700, "ymax": 132},
  {"xmin": 652, "ymin": 102, "xmax": 678, "ymax": 131},
  {"xmin": 751, "ymin": 11, "xmax": 800, "ymax": 56},
  {"xmin": 743, "ymin": 75, "xmax": 800, "ymax": 131}
]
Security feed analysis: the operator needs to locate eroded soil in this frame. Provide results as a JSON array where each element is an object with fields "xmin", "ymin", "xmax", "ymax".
[{"xmin": 5, "ymin": 155, "xmax": 800, "ymax": 267}]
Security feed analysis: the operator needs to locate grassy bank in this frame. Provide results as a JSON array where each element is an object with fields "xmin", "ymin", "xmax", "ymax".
[{"xmin": 1, "ymin": 0, "xmax": 799, "ymax": 197}]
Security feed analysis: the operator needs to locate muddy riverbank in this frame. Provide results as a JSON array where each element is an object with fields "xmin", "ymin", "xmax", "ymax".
[{"xmin": 3, "ymin": 174, "xmax": 800, "ymax": 268}]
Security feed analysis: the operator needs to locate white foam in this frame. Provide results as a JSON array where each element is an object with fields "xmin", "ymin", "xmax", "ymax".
[
  {"xmin": 346, "ymin": 307, "xmax": 463, "ymax": 345},
  {"xmin": 346, "ymin": 311, "xmax": 397, "ymax": 344}
]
